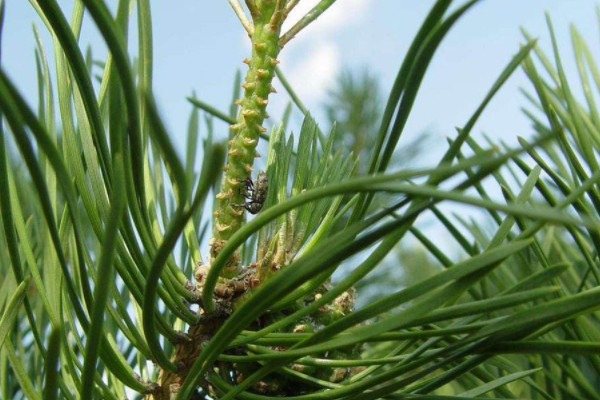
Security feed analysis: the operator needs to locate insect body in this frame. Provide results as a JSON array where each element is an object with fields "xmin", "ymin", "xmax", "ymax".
[{"xmin": 236, "ymin": 170, "xmax": 268, "ymax": 214}]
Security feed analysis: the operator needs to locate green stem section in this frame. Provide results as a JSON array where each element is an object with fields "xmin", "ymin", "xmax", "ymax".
[{"xmin": 211, "ymin": 4, "xmax": 283, "ymax": 275}]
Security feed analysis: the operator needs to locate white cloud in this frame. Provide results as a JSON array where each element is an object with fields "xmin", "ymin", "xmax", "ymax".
[
  {"xmin": 278, "ymin": 0, "xmax": 373, "ymax": 107},
  {"xmin": 285, "ymin": 41, "xmax": 341, "ymax": 103},
  {"xmin": 282, "ymin": 0, "xmax": 373, "ymax": 37}
]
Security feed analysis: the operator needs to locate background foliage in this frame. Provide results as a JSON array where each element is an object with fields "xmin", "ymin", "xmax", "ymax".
[{"xmin": 0, "ymin": 1, "xmax": 599, "ymax": 399}]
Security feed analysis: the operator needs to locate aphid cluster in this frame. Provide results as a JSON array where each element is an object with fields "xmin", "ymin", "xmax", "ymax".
[{"xmin": 236, "ymin": 170, "xmax": 268, "ymax": 214}]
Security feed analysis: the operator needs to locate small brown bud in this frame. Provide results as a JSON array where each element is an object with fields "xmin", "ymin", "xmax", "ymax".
[
  {"xmin": 215, "ymin": 223, "xmax": 231, "ymax": 233},
  {"xmin": 243, "ymin": 137, "xmax": 257, "ymax": 146},
  {"xmin": 229, "ymin": 206, "xmax": 244, "ymax": 217},
  {"xmin": 253, "ymin": 42, "xmax": 266, "ymax": 51},
  {"xmin": 215, "ymin": 284, "xmax": 232, "ymax": 298},
  {"xmin": 242, "ymin": 110, "xmax": 259, "ymax": 120},
  {"xmin": 215, "ymin": 191, "xmax": 230, "ymax": 200},
  {"xmin": 257, "ymin": 69, "xmax": 270, "ymax": 78}
]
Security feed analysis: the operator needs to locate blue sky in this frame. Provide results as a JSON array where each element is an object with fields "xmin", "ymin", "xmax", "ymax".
[{"xmin": 2, "ymin": 1, "xmax": 600, "ymax": 163}]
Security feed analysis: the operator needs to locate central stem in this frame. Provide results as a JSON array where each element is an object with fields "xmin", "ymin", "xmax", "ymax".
[
  {"xmin": 211, "ymin": 7, "xmax": 283, "ymax": 276},
  {"xmin": 146, "ymin": 3, "xmax": 342, "ymax": 398}
]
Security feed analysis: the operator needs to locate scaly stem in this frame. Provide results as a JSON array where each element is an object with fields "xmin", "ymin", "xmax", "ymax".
[{"xmin": 211, "ymin": 1, "xmax": 284, "ymax": 276}]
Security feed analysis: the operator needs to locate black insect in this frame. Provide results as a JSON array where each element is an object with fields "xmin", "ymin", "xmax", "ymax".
[{"xmin": 235, "ymin": 170, "xmax": 268, "ymax": 214}]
